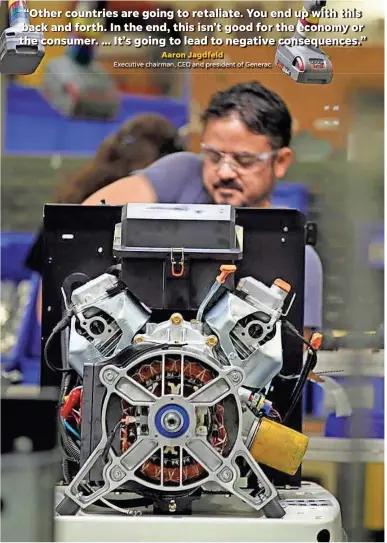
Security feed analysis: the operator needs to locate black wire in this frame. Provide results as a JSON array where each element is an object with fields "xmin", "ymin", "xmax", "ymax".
[
  {"xmin": 282, "ymin": 350, "xmax": 317, "ymax": 425},
  {"xmin": 281, "ymin": 319, "xmax": 318, "ymax": 424},
  {"xmin": 44, "ymin": 312, "xmax": 73, "ymax": 373},
  {"xmin": 102, "ymin": 420, "xmax": 122, "ymax": 463},
  {"xmin": 107, "ymin": 497, "xmax": 153, "ymax": 508},
  {"xmin": 282, "ymin": 319, "xmax": 316, "ymax": 352},
  {"xmin": 106, "ymin": 264, "xmax": 122, "ymax": 277},
  {"xmin": 81, "ymin": 481, "xmax": 152, "ymax": 510},
  {"xmin": 58, "ymin": 416, "xmax": 81, "ymax": 464}
]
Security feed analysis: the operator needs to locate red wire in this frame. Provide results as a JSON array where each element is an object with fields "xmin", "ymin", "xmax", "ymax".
[{"xmin": 270, "ymin": 408, "xmax": 282, "ymax": 422}]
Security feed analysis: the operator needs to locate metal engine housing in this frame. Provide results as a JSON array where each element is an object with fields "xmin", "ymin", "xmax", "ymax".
[{"xmin": 63, "ymin": 270, "xmax": 292, "ymax": 517}]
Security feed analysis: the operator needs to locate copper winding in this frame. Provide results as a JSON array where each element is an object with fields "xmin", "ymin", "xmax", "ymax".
[
  {"xmin": 141, "ymin": 459, "xmax": 206, "ymax": 483},
  {"xmin": 131, "ymin": 358, "xmax": 214, "ymax": 390},
  {"xmin": 121, "ymin": 357, "xmax": 228, "ymax": 484}
]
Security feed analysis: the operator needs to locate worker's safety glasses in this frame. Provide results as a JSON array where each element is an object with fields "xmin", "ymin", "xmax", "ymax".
[{"xmin": 200, "ymin": 144, "xmax": 277, "ymax": 171}]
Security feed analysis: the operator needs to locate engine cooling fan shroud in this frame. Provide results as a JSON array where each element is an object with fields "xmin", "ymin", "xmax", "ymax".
[{"xmin": 63, "ymin": 345, "xmax": 279, "ymax": 513}]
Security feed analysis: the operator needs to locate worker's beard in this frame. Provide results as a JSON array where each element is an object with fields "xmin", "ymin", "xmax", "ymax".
[
  {"xmin": 216, "ymin": 194, "xmax": 249, "ymax": 207},
  {"xmin": 213, "ymin": 177, "xmax": 275, "ymax": 208},
  {"xmin": 213, "ymin": 179, "xmax": 248, "ymax": 207}
]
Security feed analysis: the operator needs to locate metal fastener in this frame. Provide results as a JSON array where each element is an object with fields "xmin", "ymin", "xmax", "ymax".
[
  {"xmin": 206, "ymin": 335, "xmax": 218, "ymax": 347},
  {"xmin": 230, "ymin": 371, "xmax": 242, "ymax": 384},
  {"xmin": 168, "ymin": 500, "xmax": 177, "ymax": 512},
  {"xmin": 171, "ymin": 313, "xmax": 183, "ymax": 325},
  {"xmin": 104, "ymin": 370, "xmax": 115, "ymax": 382},
  {"xmin": 218, "ymin": 468, "xmax": 233, "ymax": 483},
  {"xmin": 110, "ymin": 467, "xmax": 125, "ymax": 482}
]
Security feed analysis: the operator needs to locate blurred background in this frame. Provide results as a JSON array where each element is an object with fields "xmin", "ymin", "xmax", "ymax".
[{"xmin": 1, "ymin": 1, "xmax": 384, "ymax": 541}]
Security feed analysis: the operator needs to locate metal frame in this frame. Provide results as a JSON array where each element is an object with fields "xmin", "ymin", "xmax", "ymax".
[
  {"xmin": 64, "ymin": 348, "xmax": 281, "ymax": 516},
  {"xmin": 315, "ymin": 351, "xmax": 384, "ymax": 377},
  {"xmin": 305, "ymin": 437, "xmax": 384, "ymax": 463},
  {"xmin": 42, "ymin": 204, "xmax": 307, "ymax": 488}
]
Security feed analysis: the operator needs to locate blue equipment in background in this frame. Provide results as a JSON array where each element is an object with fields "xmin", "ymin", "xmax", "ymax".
[
  {"xmin": 5, "ymin": 84, "xmax": 188, "ymax": 156},
  {"xmin": 1, "ymin": 232, "xmax": 41, "ymax": 384},
  {"xmin": 308, "ymin": 372, "xmax": 384, "ymax": 440},
  {"xmin": 363, "ymin": 221, "xmax": 384, "ymax": 270},
  {"xmin": 272, "ymin": 182, "xmax": 309, "ymax": 214}
]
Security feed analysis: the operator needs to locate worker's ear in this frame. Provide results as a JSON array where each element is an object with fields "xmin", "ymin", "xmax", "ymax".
[{"xmin": 273, "ymin": 147, "xmax": 293, "ymax": 180}]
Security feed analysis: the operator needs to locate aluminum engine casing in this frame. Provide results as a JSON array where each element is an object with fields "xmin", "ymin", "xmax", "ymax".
[
  {"xmin": 68, "ymin": 273, "xmax": 150, "ymax": 374},
  {"xmin": 205, "ymin": 276, "xmax": 289, "ymax": 389},
  {"xmin": 63, "ymin": 271, "xmax": 291, "ymax": 516},
  {"xmin": 69, "ymin": 326, "xmax": 280, "ymax": 514}
]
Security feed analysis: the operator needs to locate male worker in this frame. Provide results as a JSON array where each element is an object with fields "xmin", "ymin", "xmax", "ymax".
[{"xmin": 84, "ymin": 81, "xmax": 323, "ymax": 339}]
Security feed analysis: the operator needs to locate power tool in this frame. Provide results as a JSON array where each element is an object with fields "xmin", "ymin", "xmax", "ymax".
[
  {"xmin": 0, "ymin": 0, "xmax": 45, "ymax": 75},
  {"xmin": 275, "ymin": 1, "xmax": 333, "ymax": 84}
]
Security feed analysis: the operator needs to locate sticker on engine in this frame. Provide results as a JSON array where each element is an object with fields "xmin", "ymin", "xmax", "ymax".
[{"xmin": 310, "ymin": 58, "xmax": 326, "ymax": 70}]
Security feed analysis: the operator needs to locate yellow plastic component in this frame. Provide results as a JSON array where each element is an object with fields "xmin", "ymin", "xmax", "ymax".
[
  {"xmin": 364, "ymin": 463, "xmax": 384, "ymax": 531},
  {"xmin": 249, "ymin": 418, "xmax": 309, "ymax": 476},
  {"xmin": 303, "ymin": 14, "xmax": 320, "ymax": 24},
  {"xmin": 302, "ymin": 7, "xmax": 320, "ymax": 24}
]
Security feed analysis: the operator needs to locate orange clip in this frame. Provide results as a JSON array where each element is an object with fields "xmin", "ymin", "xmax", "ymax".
[
  {"xmin": 274, "ymin": 278, "xmax": 291, "ymax": 293},
  {"xmin": 308, "ymin": 371, "xmax": 325, "ymax": 383},
  {"xmin": 216, "ymin": 264, "xmax": 237, "ymax": 284},
  {"xmin": 171, "ymin": 248, "xmax": 185, "ymax": 278},
  {"xmin": 310, "ymin": 332, "xmax": 323, "ymax": 351},
  {"xmin": 171, "ymin": 261, "xmax": 185, "ymax": 277}
]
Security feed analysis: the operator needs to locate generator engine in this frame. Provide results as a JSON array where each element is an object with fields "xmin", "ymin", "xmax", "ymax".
[{"xmin": 56, "ymin": 265, "xmax": 312, "ymax": 518}]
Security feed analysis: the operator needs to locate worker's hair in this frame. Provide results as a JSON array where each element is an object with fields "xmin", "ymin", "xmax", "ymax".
[
  {"xmin": 54, "ymin": 113, "xmax": 185, "ymax": 204},
  {"xmin": 201, "ymin": 81, "xmax": 292, "ymax": 149}
]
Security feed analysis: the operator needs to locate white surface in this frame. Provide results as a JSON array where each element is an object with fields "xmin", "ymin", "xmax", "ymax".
[
  {"xmin": 305, "ymin": 437, "xmax": 384, "ymax": 463},
  {"xmin": 314, "ymin": 376, "xmax": 353, "ymax": 417},
  {"xmin": 124, "ymin": 203, "xmax": 233, "ymax": 221},
  {"xmin": 315, "ymin": 350, "xmax": 384, "ymax": 377},
  {"xmin": 55, "ymin": 482, "xmax": 344, "ymax": 542},
  {"xmin": 313, "ymin": 350, "xmax": 384, "ymax": 415}
]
